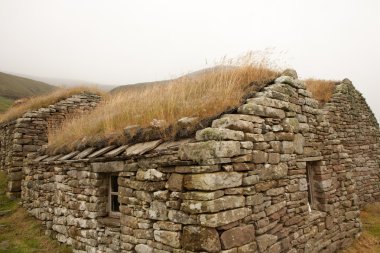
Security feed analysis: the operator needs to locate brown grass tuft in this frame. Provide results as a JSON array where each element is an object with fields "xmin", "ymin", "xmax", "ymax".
[
  {"xmin": 304, "ymin": 78, "xmax": 337, "ymax": 104},
  {"xmin": 48, "ymin": 53, "xmax": 279, "ymax": 151},
  {"xmin": 0, "ymin": 86, "xmax": 105, "ymax": 123}
]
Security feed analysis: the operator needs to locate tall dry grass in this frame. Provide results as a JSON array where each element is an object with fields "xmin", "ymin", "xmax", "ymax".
[
  {"xmin": 0, "ymin": 86, "xmax": 105, "ymax": 123},
  {"xmin": 304, "ymin": 79, "xmax": 337, "ymax": 104},
  {"xmin": 48, "ymin": 53, "xmax": 279, "ymax": 150}
]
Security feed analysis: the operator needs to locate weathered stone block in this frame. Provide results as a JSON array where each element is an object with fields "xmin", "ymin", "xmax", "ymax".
[
  {"xmin": 268, "ymin": 153, "xmax": 280, "ymax": 164},
  {"xmin": 281, "ymin": 141, "xmax": 295, "ymax": 154},
  {"xmin": 181, "ymin": 196, "xmax": 245, "ymax": 214},
  {"xmin": 294, "ymin": 134, "xmax": 304, "ymax": 154},
  {"xmin": 179, "ymin": 140, "xmax": 241, "ymax": 163},
  {"xmin": 252, "ymin": 150, "xmax": 268, "ymax": 163},
  {"xmin": 245, "ymin": 133, "xmax": 264, "ymax": 142},
  {"xmin": 242, "ymin": 175, "xmax": 259, "ymax": 186},
  {"xmin": 175, "ymin": 165, "xmax": 220, "ymax": 174},
  {"xmin": 136, "ymin": 169, "xmax": 164, "ymax": 181},
  {"xmin": 282, "ymin": 118, "xmax": 300, "ymax": 133},
  {"xmin": 220, "ymin": 225, "xmax": 255, "ymax": 249},
  {"xmin": 238, "ymin": 103, "xmax": 285, "ymax": 119},
  {"xmin": 135, "ymin": 244, "xmax": 153, "ymax": 253},
  {"xmin": 166, "ymin": 173, "xmax": 183, "ymax": 191},
  {"xmin": 199, "ymin": 208, "xmax": 251, "ymax": 227},
  {"xmin": 212, "ymin": 118, "xmax": 255, "ymax": 133},
  {"xmin": 181, "ymin": 226, "xmax": 221, "ymax": 252},
  {"xmin": 91, "ymin": 161, "xmax": 125, "ymax": 173},
  {"xmin": 181, "ymin": 190, "xmax": 224, "ymax": 201},
  {"xmin": 119, "ymin": 178, "xmax": 166, "ymax": 191},
  {"xmin": 148, "ymin": 201, "xmax": 168, "ymax": 220},
  {"xmin": 246, "ymin": 193, "xmax": 264, "ymax": 206},
  {"xmin": 238, "ymin": 242, "xmax": 257, "ymax": 253},
  {"xmin": 183, "ymin": 172, "xmax": 242, "ymax": 191},
  {"xmin": 266, "ymin": 187, "xmax": 285, "ymax": 196},
  {"xmin": 153, "ymin": 221, "xmax": 182, "ymax": 231},
  {"xmin": 257, "ymin": 164, "xmax": 288, "ymax": 180},
  {"xmin": 196, "ymin": 128, "xmax": 244, "ymax": 141},
  {"xmin": 265, "ymin": 201, "xmax": 286, "ymax": 216},
  {"xmin": 154, "ymin": 230, "xmax": 181, "ymax": 248},
  {"xmin": 256, "ymin": 234, "xmax": 278, "ymax": 252},
  {"xmin": 168, "ymin": 210, "xmax": 198, "ymax": 224}
]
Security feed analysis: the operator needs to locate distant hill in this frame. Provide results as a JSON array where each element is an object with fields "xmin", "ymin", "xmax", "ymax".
[
  {"xmin": 0, "ymin": 72, "xmax": 57, "ymax": 112},
  {"xmin": 110, "ymin": 79, "xmax": 171, "ymax": 93},
  {"xmin": 0, "ymin": 72, "xmax": 56, "ymax": 99},
  {"xmin": 110, "ymin": 66, "xmax": 235, "ymax": 94}
]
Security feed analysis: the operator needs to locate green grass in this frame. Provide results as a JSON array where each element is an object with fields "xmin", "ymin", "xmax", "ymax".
[
  {"xmin": 0, "ymin": 72, "xmax": 56, "ymax": 100},
  {"xmin": 0, "ymin": 96, "xmax": 14, "ymax": 113},
  {"xmin": 0, "ymin": 171, "xmax": 72, "ymax": 253},
  {"xmin": 0, "ymin": 171, "xmax": 18, "ymax": 212}
]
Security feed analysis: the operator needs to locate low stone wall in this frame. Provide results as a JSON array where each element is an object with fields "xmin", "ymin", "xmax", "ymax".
[
  {"xmin": 0, "ymin": 93, "xmax": 101, "ymax": 198},
  {"xmin": 21, "ymin": 73, "xmax": 363, "ymax": 253},
  {"xmin": 323, "ymin": 80, "xmax": 380, "ymax": 206}
]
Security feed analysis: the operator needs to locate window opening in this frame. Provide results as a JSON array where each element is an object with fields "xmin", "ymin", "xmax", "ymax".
[
  {"xmin": 109, "ymin": 174, "xmax": 120, "ymax": 217},
  {"xmin": 306, "ymin": 162, "xmax": 317, "ymax": 211}
]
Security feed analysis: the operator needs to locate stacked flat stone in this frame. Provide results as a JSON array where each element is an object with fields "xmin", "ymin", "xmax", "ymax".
[
  {"xmin": 0, "ymin": 93, "xmax": 101, "ymax": 198},
  {"xmin": 323, "ymin": 79, "xmax": 380, "ymax": 206},
  {"xmin": 18, "ymin": 69, "xmax": 377, "ymax": 252}
]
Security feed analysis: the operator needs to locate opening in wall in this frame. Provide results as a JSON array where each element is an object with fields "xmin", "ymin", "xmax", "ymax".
[
  {"xmin": 108, "ymin": 174, "xmax": 120, "ymax": 218},
  {"xmin": 306, "ymin": 162, "xmax": 317, "ymax": 211}
]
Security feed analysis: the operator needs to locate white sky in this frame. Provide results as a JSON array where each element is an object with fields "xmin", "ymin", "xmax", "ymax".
[{"xmin": 0, "ymin": 0, "xmax": 379, "ymax": 120}]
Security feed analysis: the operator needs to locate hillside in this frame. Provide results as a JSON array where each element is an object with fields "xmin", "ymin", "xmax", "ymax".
[
  {"xmin": 110, "ymin": 79, "xmax": 170, "ymax": 93},
  {"xmin": 110, "ymin": 66, "xmax": 235, "ymax": 93},
  {"xmin": 12, "ymin": 73, "xmax": 117, "ymax": 92},
  {"xmin": 0, "ymin": 71, "xmax": 56, "ymax": 98}
]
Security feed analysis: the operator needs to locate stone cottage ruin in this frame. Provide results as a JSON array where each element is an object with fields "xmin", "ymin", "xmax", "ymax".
[
  {"xmin": 0, "ymin": 93, "xmax": 101, "ymax": 198},
  {"xmin": 1, "ymin": 70, "xmax": 379, "ymax": 253}
]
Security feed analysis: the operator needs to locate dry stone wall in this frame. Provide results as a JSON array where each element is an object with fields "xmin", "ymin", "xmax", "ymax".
[
  {"xmin": 0, "ymin": 93, "xmax": 101, "ymax": 198},
  {"xmin": 323, "ymin": 79, "xmax": 380, "ymax": 206},
  {"xmin": 20, "ymin": 71, "xmax": 368, "ymax": 253}
]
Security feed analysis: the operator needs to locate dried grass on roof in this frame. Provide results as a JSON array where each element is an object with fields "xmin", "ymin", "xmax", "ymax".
[
  {"xmin": 305, "ymin": 79, "xmax": 337, "ymax": 104},
  {"xmin": 0, "ymin": 86, "xmax": 105, "ymax": 123},
  {"xmin": 48, "ymin": 53, "xmax": 279, "ymax": 151}
]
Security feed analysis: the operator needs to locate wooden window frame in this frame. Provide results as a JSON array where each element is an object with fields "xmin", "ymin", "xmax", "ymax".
[
  {"xmin": 306, "ymin": 162, "xmax": 317, "ymax": 211},
  {"xmin": 108, "ymin": 174, "xmax": 120, "ymax": 218}
]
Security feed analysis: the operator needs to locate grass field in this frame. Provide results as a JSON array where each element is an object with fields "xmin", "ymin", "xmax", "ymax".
[
  {"xmin": 0, "ymin": 171, "xmax": 72, "ymax": 253},
  {"xmin": 0, "ymin": 96, "xmax": 14, "ymax": 113}
]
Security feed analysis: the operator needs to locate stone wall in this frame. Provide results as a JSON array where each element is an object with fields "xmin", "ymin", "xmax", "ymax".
[
  {"xmin": 323, "ymin": 79, "xmax": 380, "ymax": 206},
  {"xmin": 21, "ymin": 71, "xmax": 365, "ymax": 253},
  {"xmin": 0, "ymin": 92, "xmax": 101, "ymax": 198}
]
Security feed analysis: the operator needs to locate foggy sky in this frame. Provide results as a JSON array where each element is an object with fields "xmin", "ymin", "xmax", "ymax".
[{"xmin": 0, "ymin": 0, "xmax": 379, "ymax": 120}]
